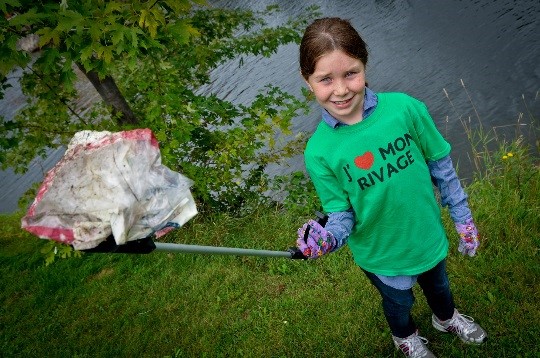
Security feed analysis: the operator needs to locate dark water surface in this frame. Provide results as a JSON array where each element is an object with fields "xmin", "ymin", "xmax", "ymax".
[{"xmin": 1, "ymin": 0, "xmax": 538, "ymax": 213}]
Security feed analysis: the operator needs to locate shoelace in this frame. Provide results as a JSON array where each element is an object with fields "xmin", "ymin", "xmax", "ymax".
[
  {"xmin": 398, "ymin": 335, "xmax": 429, "ymax": 357},
  {"xmin": 446, "ymin": 313, "xmax": 477, "ymax": 334}
]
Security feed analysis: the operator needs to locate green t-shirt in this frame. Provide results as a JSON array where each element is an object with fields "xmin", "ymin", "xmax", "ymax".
[{"xmin": 305, "ymin": 92, "xmax": 451, "ymax": 275}]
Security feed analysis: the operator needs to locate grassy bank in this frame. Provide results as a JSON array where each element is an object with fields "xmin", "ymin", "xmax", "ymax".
[{"xmin": 1, "ymin": 139, "xmax": 539, "ymax": 357}]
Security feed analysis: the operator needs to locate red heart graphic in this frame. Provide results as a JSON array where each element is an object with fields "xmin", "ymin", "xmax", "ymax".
[{"xmin": 354, "ymin": 151, "xmax": 374, "ymax": 170}]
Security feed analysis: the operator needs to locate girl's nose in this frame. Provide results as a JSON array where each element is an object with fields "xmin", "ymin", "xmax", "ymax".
[{"xmin": 333, "ymin": 80, "xmax": 348, "ymax": 96}]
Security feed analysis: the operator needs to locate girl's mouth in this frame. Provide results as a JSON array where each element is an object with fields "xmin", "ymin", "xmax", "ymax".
[{"xmin": 332, "ymin": 97, "xmax": 353, "ymax": 106}]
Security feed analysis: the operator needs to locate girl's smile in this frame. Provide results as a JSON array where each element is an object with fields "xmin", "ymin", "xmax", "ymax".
[
  {"xmin": 332, "ymin": 97, "xmax": 354, "ymax": 107},
  {"xmin": 305, "ymin": 49, "xmax": 366, "ymax": 125}
]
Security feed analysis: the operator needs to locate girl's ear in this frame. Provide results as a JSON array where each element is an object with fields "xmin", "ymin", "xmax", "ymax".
[{"xmin": 301, "ymin": 71, "xmax": 313, "ymax": 92}]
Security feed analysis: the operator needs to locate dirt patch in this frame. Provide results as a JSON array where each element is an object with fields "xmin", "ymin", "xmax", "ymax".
[{"xmin": 88, "ymin": 267, "xmax": 115, "ymax": 281}]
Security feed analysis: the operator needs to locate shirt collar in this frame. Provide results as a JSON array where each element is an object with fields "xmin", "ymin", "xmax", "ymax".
[{"xmin": 321, "ymin": 87, "xmax": 378, "ymax": 128}]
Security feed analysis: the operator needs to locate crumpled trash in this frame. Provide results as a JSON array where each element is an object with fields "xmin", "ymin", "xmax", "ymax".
[{"xmin": 21, "ymin": 128, "xmax": 198, "ymax": 250}]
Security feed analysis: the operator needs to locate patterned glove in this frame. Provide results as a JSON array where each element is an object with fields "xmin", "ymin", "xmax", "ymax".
[
  {"xmin": 455, "ymin": 219, "xmax": 480, "ymax": 256},
  {"xmin": 296, "ymin": 219, "xmax": 336, "ymax": 259}
]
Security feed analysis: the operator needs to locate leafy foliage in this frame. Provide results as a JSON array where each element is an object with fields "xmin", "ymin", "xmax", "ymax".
[
  {"xmin": 272, "ymin": 170, "xmax": 320, "ymax": 217},
  {"xmin": 40, "ymin": 239, "xmax": 82, "ymax": 266},
  {"xmin": 0, "ymin": 0, "xmax": 320, "ymax": 214}
]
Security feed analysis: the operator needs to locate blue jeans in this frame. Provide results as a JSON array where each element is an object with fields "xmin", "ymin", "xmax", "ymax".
[{"xmin": 362, "ymin": 259, "xmax": 456, "ymax": 338}]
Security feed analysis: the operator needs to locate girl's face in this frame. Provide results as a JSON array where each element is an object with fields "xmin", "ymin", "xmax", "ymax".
[{"xmin": 305, "ymin": 50, "xmax": 366, "ymax": 125}]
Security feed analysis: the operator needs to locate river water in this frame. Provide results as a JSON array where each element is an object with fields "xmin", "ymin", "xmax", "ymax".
[{"xmin": 1, "ymin": 0, "xmax": 538, "ymax": 213}]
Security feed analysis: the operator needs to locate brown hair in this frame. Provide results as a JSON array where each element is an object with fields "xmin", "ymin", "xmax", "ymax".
[{"xmin": 299, "ymin": 17, "xmax": 368, "ymax": 80}]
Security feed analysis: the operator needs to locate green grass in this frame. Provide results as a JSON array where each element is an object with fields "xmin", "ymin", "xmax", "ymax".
[{"xmin": 1, "ymin": 139, "xmax": 539, "ymax": 357}]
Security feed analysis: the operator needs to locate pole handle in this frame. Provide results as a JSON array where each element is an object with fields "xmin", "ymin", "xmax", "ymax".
[
  {"xmin": 81, "ymin": 235, "xmax": 156, "ymax": 254},
  {"xmin": 287, "ymin": 247, "xmax": 308, "ymax": 260}
]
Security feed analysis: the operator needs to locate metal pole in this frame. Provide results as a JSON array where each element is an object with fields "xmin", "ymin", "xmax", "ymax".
[{"xmin": 154, "ymin": 242, "xmax": 293, "ymax": 258}]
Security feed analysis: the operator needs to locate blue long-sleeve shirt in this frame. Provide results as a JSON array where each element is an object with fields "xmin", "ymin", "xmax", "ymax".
[{"xmin": 319, "ymin": 88, "xmax": 472, "ymax": 289}]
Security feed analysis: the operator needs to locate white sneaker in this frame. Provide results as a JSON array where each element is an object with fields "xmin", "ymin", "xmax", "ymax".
[
  {"xmin": 393, "ymin": 330, "xmax": 437, "ymax": 358},
  {"xmin": 432, "ymin": 309, "xmax": 487, "ymax": 344}
]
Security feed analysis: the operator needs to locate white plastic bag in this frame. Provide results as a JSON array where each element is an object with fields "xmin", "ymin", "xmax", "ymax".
[{"xmin": 22, "ymin": 129, "xmax": 198, "ymax": 250}]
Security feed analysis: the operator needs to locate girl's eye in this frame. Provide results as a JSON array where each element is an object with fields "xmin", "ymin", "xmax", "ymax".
[
  {"xmin": 320, "ymin": 77, "xmax": 331, "ymax": 83},
  {"xmin": 346, "ymin": 71, "xmax": 357, "ymax": 77}
]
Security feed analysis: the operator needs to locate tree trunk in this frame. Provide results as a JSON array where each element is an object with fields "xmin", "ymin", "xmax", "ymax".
[{"xmin": 76, "ymin": 63, "xmax": 138, "ymax": 125}]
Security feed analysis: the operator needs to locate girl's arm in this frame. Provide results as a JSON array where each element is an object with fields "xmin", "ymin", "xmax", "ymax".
[
  {"xmin": 427, "ymin": 155, "xmax": 480, "ymax": 256},
  {"xmin": 427, "ymin": 154, "xmax": 472, "ymax": 223},
  {"xmin": 326, "ymin": 209, "xmax": 355, "ymax": 251}
]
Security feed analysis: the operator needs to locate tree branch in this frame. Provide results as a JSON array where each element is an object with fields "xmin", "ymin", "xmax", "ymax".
[
  {"xmin": 76, "ymin": 62, "xmax": 139, "ymax": 125},
  {"xmin": 25, "ymin": 66, "xmax": 89, "ymax": 126}
]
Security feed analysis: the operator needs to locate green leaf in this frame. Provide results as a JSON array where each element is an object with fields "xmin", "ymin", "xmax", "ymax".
[
  {"xmin": 104, "ymin": 1, "xmax": 123, "ymax": 14},
  {"xmin": 111, "ymin": 27, "xmax": 125, "ymax": 46},
  {"xmin": 130, "ymin": 29, "xmax": 139, "ymax": 48},
  {"xmin": 138, "ymin": 9, "xmax": 148, "ymax": 29},
  {"xmin": 155, "ymin": 131, "xmax": 167, "ymax": 142},
  {"xmin": 0, "ymin": 0, "xmax": 21, "ymax": 14},
  {"xmin": 0, "ymin": 36, "xmax": 29, "ymax": 75},
  {"xmin": 57, "ymin": 10, "xmax": 85, "ymax": 32},
  {"xmin": 59, "ymin": 69, "xmax": 76, "ymax": 89},
  {"xmin": 166, "ymin": 21, "xmax": 198, "ymax": 43},
  {"xmin": 102, "ymin": 46, "xmax": 113, "ymax": 63},
  {"xmin": 7, "ymin": 8, "xmax": 44, "ymax": 27},
  {"xmin": 79, "ymin": 45, "xmax": 94, "ymax": 62},
  {"xmin": 36, "ymin": 27, "xmax": 61, "ymax": 47},
  {"xmin": 40, "ymin": 47, "xmax": 61, "ymax": 68},
  {"xmin": 150, "ymin": 7, "xmax": 166, "ymax": 26},
  {"xmin": 89, "ymin": 23, "xmax": 102, "ymax": 42}
]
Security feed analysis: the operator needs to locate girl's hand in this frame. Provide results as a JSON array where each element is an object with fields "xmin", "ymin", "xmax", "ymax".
[
  {"xmin": 296, "ymin": 220, "xmax": 336, "ymax": 259},
  {"xmin": 455, "ymin": 219, "xmax": 480, "ymax": 256}
]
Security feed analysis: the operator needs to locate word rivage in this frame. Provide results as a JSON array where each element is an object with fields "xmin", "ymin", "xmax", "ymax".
[{"xmin": 357, "ymin": 133, "xmax": 416, "ymax": 190}]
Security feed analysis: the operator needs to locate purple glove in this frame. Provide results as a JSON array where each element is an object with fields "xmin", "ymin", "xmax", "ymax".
[
  {"xmin": 296, "ymin": 219, "xmax": 336, "ymax": 259},
  {"xmin": 455, "ymin": 219, "xmax": 480, "ymax": 256}
]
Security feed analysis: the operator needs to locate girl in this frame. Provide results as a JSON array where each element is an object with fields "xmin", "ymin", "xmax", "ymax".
[{"xmin": 296, "ymin": 17, "xmax": 486, "ymax": 358}]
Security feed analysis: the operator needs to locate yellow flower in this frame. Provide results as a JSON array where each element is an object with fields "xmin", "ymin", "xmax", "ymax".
[
  {"xmin": 502, "ymin": 155, "xmax": 508, "ymax": 160},
  {"xmin": 507, "ymin": 152, "xmax": 514, "ymax": 157}
]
